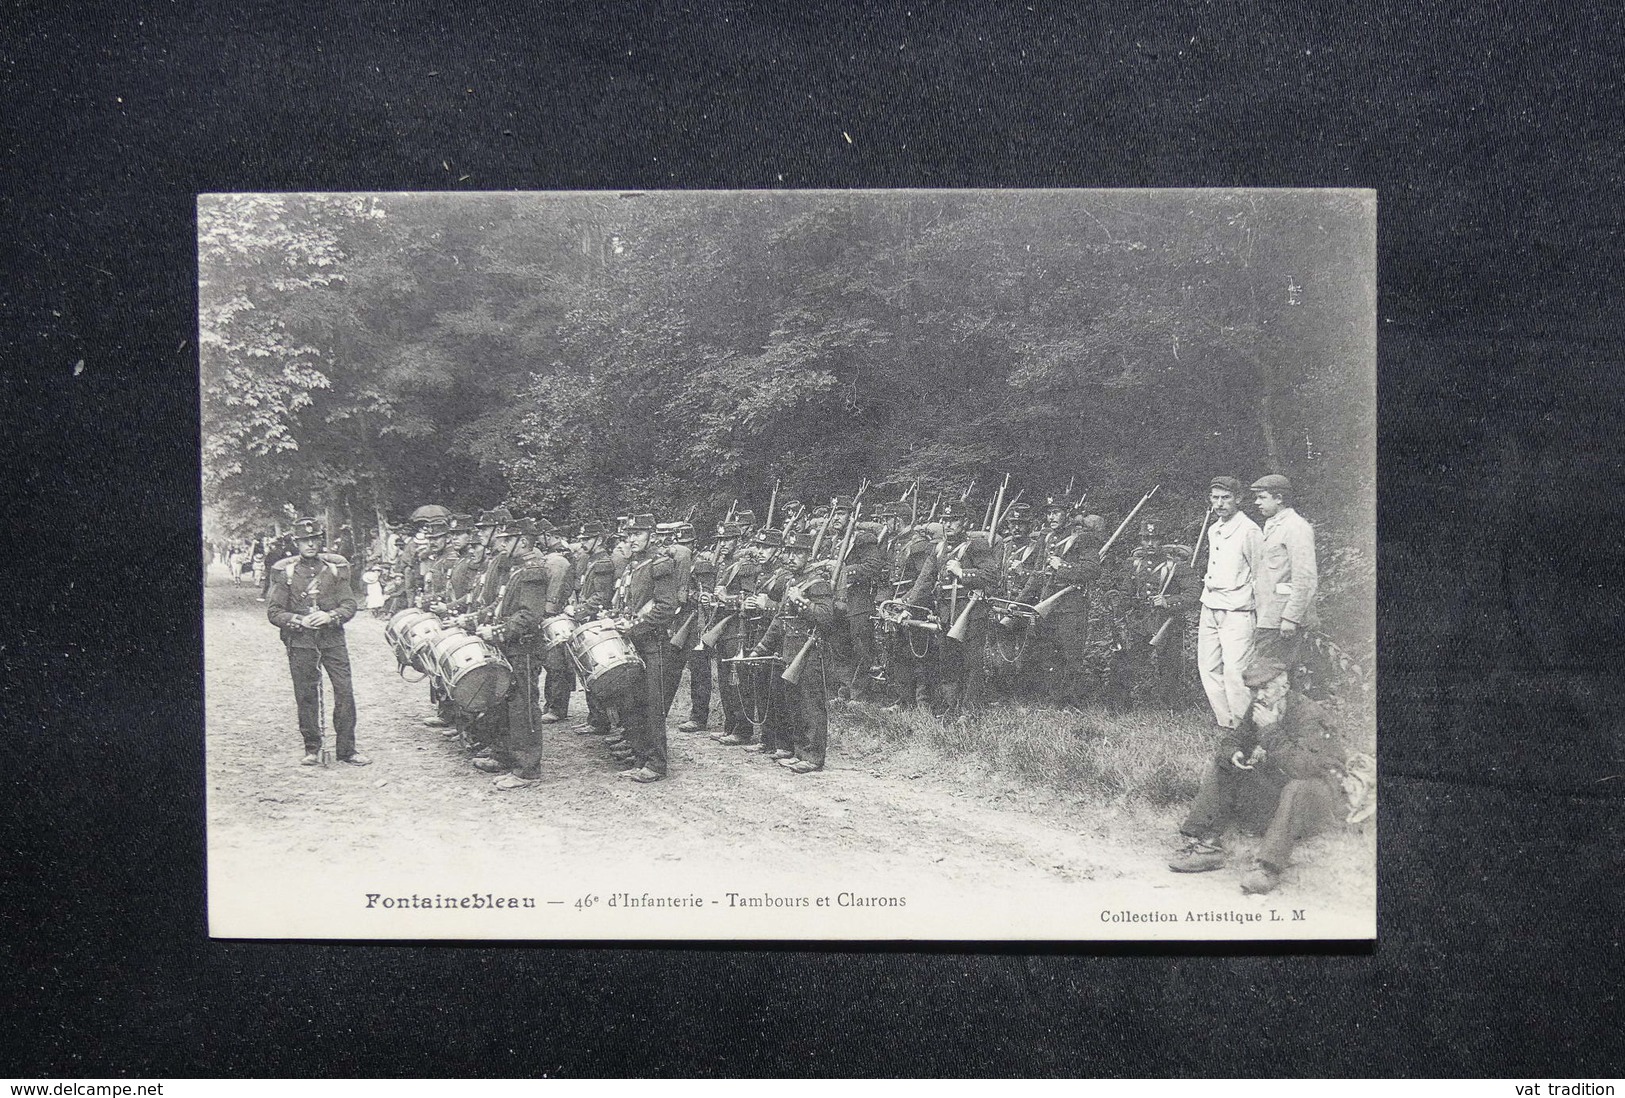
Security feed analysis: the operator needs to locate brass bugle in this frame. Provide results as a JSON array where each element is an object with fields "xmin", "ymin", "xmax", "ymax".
[
  {"xmin": 1032, "ymin": 585, "xmax": 1078, "ymax": 620},
  {"xmin": 780, "ymin": 633, "xmax": 818, "ymax": 684},
  {"xmin": 669, "ymin": 606, "xmax": 700, "ymax": 650},
  {"xmin": 698, "ymin": 612, "xmax": 737, "ymax": 649},
  {"xmin": 946, "ymin": 591, "xmax": 983, "ymax": 643}
]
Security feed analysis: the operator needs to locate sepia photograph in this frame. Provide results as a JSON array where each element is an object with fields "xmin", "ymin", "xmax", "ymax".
[{"xmin": 200, "ymin": 188, "xmax": 1376, "ymax": 940}]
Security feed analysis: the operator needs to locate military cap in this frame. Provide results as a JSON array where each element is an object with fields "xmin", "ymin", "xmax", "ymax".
[
  {"xmin": 1249, "ymin": 473, "xmax": 1292, "ymax": 494},
  {"xmin": 754, "ymin": 528, "xmax": 784, "ymax": 549},
  {"xmin": 938, "ymin": 499, "xmax": 974, "ymax": 520},
  {"xmin": 783, "ymin": 531, "xmax": 816, "ymax": 551},
  {"xmin": 474, "ymin": 509, "xmax": 505, "ymax": 528},
  {"xmin": 290, "ymin": 517, "xmax": 325, "ymax": 539},
  {"xmin": 577, "ymin": 520, "xmax": 605, "ymax": 538},
  {"xmin": 671, "ymin": 521, "xmax": 695, "ymax": 542},
  {"xmin": 1041, "ymin": 496, "xmax": 1066, "ymax": 514},
  {"xmin": 421, "ymin": 518, "xmax": 450, "ymax": 536},
  {"xmin": 830, "ymin": 496, "xmax": 855, "ymax": 511},
  {"xmin": 716, "ymin": 521, "xmax": 747, "ymax": 538},
  {"xmin": 1138, "ymin": 520, "xmax": 1161, "ymax": 540},
  {"xmin": 655, "ymin": 521, "xmax": 680, "ymax": 535},
  {"xmin": 732, "ymin": 509, "xmax": 757, "ymax": 527},
  {"xmin": 878, "ymin": 501, "xmax": 909, "ymax": 519},
  {"xmin": 496, "ymin": 516, "xmax": 538, "ymax": 539},
  {"xmin": 446, "ymin": 513, "xmax": 473, "ymax": 532},
  {"xmin": 409, "ymin": 504, "xmax": 451, "ymax": 524},
  {"xmin": 624, "ymin": 513, "xmax": 657, "ymax": 533},
  {"xmin": 1210, "ymin": 475, "xmax": 1243, "ymax": 495},
  {"xmin": 533, "ymin": 517, "xmax": 557, "ymax": 535},
  {"xmin": 1003, "ymin": 502, "xmax": 1031, "ymax": 520},
  {"xmin": 1242, "ymin": 656, "xmax": 1289, "ymax": 688}
]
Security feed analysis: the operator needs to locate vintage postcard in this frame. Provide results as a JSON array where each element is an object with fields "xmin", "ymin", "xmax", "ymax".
[{"xmin": 201, "ymin": 189, "xmax": 1375, "ymax": 940}]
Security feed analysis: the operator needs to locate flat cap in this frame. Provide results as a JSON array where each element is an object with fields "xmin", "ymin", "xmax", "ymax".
[
  {"xmin": 1243, "ymin": 656, "xmax": 1289, "ymax": 688},
  {"xmin": 1210, "ymin": 475, "xmax": 1243, "ymax": 495},
  {"xmin": 1249, "ymin": 474, "xmax": 1291, "ymax": 493}
]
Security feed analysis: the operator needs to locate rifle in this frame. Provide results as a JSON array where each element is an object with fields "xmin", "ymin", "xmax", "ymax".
[
  {"xmin": 926, "ymin": 488, "xmax": 945, "ymax": 523},
  {"xmin": 807, "ymin": 498, "xmax": 839, "ymax": 560},
  {"xmin": 988, "ymin": 473, "xmax": 1010, "ymax": 537},
  {"xmin": 1189, "ymin": 504, "xmax": 1214, "ymax": 567},
  {"xmin": 1064, "ymin": 474, "xmax": 1075, "ymax": 502},
  {"xmin": 764, "ymin": 479, "xmax": 780, "ymax": 529},
  {"xmin": 960, "ymin": 476, "xmax": 977, "ymax": 503},
  {"xmin": 1099, "ymin": 484, "xmax": 1160, "ymax": 560}
]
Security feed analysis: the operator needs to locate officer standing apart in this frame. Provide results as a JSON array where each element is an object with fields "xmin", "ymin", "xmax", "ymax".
[
  {"xmin": 1197, "ymin": 476, "xmax": 1263, "ymax": 729},
  {"xmin": 266, "ymin": 517, "xmax": 370, "ymax": 767},
  {"xmin": 1249, "ymin": 474, "xmax": 1318, "ymax": 673}
]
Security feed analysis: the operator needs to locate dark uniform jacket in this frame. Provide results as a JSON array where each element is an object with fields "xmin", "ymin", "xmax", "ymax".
[
  {"xmin": 884, "ymin": 529, "xmax": 938, "ymax": 608},
  {"xmin": 576, "ymin": 548, "xmax": 618, "ymax": 613},
  {"xmin": 612, "ymin": 549, "xmax": 679, "ymax": 643},
  {"xmin": 756, "ymin": 563, "xmax": 837, "ymax": 654},
  {"xmin": 838, "ymin": 525, "xmax": 885, "ymax": 617},
  {"xmin": 1018, "ymin": 527, "xmax": 1102, "ymax": 610},
  {"xmin": 906, "ymin": 530, "xmax": 999, "ymax": 619},
  {"xmin": 538, "ymin": 549, "xmax": 576, "ymax": 616},
  {"xmin": 490, "ymin": 548, "xmax": 552, "ymax": 652},
  {"xmin": 267, "ymin": 553, "xmax": 357, "ymax": 649}
]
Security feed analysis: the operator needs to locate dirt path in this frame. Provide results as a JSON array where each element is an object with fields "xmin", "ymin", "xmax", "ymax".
[{"xmin": 203, "ymin": 571, "xmax": 1371, "ymax": 941}]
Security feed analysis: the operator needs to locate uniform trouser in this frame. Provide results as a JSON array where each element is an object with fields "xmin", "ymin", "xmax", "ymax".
[
  {"xmin": 622, "ymin": 636, "xmax": 670, "ymax": 775},
  {"xmin": 286, "ymin": 643, "xmax": 357, "ymax": 757},
  {"xmin": 840, "ymin": 611, "xmax": 876, "ymax": 699},
  {"xmin": 1198, "ymin": 606, "xmax": 1257, "ymax": 728},
  {"xmin": 1180, "ymin": 763, "xmax": 1340, "ymax": 871},
  {"xmin": 542, "ymin": 651, "xmax": 574, "ymax": 717},
  {"xmin": 659, "ymin": 639, "xmax": 711, "ymax": 721},
  {"xmin": 885, "ymin": 626, "xmax": 936, "ymax": 709},
  {"xmin": 936, "ymin": 615, "xmax": 987, "ymax": 715},
  {"xmin": 1251, "ymin": 626, "xmax": 1305, "ymax": 675},
  {"xmin": 714, "ymin": 634, "xmax": 760, "ymax": 738},
  {"xmin": 685, "ymin": 646, "xmax": 712, "ymax": 723},
  {"xmin": 772, "ymin": 644, "xmax": 828, "ymax": 767},
  {"xmin": 1132, "ymin": 616, "xmax": 1188, "ymax": 704},
  {"xmin": 497, "ymin": 650, "xmax": 545, "ymax": 778}
]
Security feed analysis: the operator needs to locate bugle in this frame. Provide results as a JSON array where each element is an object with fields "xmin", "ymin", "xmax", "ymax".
[{"xmin": 946, "ymin": 590, "xmax": 984, "ymax": 643}]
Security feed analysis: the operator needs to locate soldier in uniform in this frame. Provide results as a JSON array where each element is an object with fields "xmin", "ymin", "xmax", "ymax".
[
  {"xmin": 830, "ymin": 497, "xmax": 884, "ymax": 704},
  {"xmin": 606, "ymin": 513, "xmax": 679, "ymax": 783},
  {"xmin": 412, "ymin": 517, "xmax": 463, "ymax": 730},
  {"xmin": 986, "ymin": 501, "xmax": 1039, "ymax": 700},
  {"xmin": 571, "ymin": 519, "xmax": 621, "ymax": 737},
  {"xmin": 877, "ymin": 504, "xmax": 940, "ymax": 712},
  {"xmin": 708, "ymin": 521, "xmax": 768, "ymax": 746},
  {"xmin": 676, "ymin": 522, "xmax": 722, "ymax": 734},
  {"xmin": 735, "ymin": 528, "xmax": 794, "ymax": 755},
  {"xmin": 467, "ymin": 517, "xmax": 552, "ymax": 790},
  {"xmin": 1018, "ymin": 501, "xmax": 1105, "ymax": 710},
  {"xmin": 1123, "ymin": 521, "xmax": 1200, "ymax": 708},
  {"xmin": 750, "ymin": 531, "xmax": 836, "ymax": 773},
  {"xmin": 533, "ymin": 520, "xmax": 578, "ymax": 723},
  {"xmin": 655, "ymin": 521, "xmax": 698, "ymax": 721},
  {"xmin": 265, "ymin": 517, "xmax": 369, "ymax": 767},
  {"xmin": 906, "ymin": 499, "xmax": 1000, "ymax": 717}
]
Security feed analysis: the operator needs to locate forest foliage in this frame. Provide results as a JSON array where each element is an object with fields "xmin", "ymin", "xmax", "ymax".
[{"xmin": 199, "ymin": 189, "xmax": 1375, "ymax": 653}]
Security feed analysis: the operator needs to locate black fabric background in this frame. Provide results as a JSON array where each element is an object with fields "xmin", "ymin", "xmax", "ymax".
[{"xmin": 2, "ymin": 0, "xmax": 1620, "ymax": 1078}]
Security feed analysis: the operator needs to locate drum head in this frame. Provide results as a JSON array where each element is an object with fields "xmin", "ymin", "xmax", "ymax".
[
  {"xmin": 447, "ymin": 662, "xmax": 513, "ymax": 713},
  {"xmin": 587, "ymin": 659, "xmax": 642, "ymax": 699}
]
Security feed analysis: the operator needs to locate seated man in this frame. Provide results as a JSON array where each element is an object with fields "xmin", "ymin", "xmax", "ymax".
[{"xmin": 1167, "ymin": 657, "xmax": 1351, "ymax": 894}]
